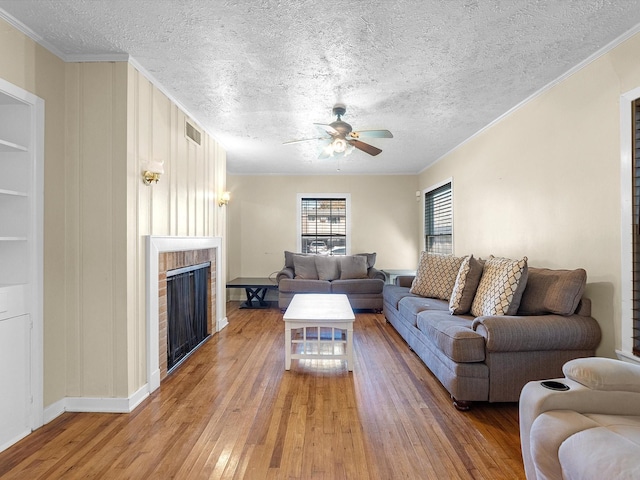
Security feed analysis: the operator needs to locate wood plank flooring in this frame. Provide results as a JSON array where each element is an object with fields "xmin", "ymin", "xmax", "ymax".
[{"xmin": 0, "ymin": 302, "xmax": 525, "ymax": 479}]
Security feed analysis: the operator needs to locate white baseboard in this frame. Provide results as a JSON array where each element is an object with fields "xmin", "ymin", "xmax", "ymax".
[
  {"xmin": 43, "ymin": 385, "xmax": 150, "ymax": 424},
  {"xmin": 218, "ymin": 316, "xmax": 229, "ymax": 331}
]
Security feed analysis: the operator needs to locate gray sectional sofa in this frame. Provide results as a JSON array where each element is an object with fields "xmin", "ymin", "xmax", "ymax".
[
  {"xmin": 276, "ymin": 251, "xmax": 385, "ymax": 310},
  {"xmin": 383, "ymin": 253, "xmax": 602, "ymax": 409}
]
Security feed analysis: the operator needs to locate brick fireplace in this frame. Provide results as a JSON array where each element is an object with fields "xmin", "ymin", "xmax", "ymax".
[{"xmin": 147, "ymin": 236, "xmax": 226, "ymax": 393}]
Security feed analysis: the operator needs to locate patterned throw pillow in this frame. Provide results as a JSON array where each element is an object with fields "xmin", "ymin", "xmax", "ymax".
[
  {"xmin": 410, "ymin": 252, "xmax": 465, "ymax": 300},
  {"xmin": 470, "ymin": 256, "xmax": 529, "ymax": 317},
  {"xmin": 449, "ymin": 255, "xmax": 485, "ymax": 314}
]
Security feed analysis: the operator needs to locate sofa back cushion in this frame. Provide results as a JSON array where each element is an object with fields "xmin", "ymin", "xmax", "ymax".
[
  {"xmin": 470, "ymin": 256, "xmax": 528, "ymax": 317},
  {"xmin": 285, "ymin": 250, "xmax": 312, "ymax": 269},
  {"xmin": 340, "ymin": 255, "xmax": 368, "ymax": 279},
  {"xmin": 410, "ymin": 252, "xmax": 465, "ymax": 300},
  {"xmin": 355, "ymin": 252, "xmax": 376, "ymax": 269},
  {"xmin": 449, "ymin": 255, "xmax": 485, "ymax": 314},
  {"xmin": 293, "ymin": 254, "xmax": 319, "ymax": 279},
  {"xmin": 315, "ymin": 255, "xmax": 341, "ymax": 281},
  {"xmin": 517, "ymin": 267, "xmax": 586, "ymax": 316}
]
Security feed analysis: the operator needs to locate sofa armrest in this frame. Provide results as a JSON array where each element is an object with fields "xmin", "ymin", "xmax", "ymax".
[
  {"xmin": 563, "ymin": 357, "xmax": 640, "ymax": 393},
  {"xmin": 471, "ymin": 314, "xmax": 601, "ymax": 352},
  {"xmin": 395, "ymin": 275, "xmax": 415, "ymax": 287},
  {"xmin": 519, "ymin": 374, "xmax": 640, "ymax": 480},
  {"xmin": 367, "ymin": 267, "xmax": 386, "ymax": 281},
  {"xmin": 276, "ymin": 267, "xmax": 294, "ymax": 283}
]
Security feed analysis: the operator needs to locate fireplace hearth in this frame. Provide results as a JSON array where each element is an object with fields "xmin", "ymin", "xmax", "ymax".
[
  {"xmin": 166, "ymin": 262, "xmax": 210, "ymax": 372},
  {"xmin": 147, "ymin": 236, "xmax": 226, "ymax": 393}
]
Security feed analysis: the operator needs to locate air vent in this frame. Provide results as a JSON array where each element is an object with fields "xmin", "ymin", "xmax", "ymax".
[{"xmin": 185, "ymin": 120, "xmax": 202, "ymax": 146}]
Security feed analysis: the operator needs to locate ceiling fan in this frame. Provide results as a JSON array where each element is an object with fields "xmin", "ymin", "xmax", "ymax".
[{"xmin": 284, "ymin": 104, "xmax": 393, "ymax": 159}]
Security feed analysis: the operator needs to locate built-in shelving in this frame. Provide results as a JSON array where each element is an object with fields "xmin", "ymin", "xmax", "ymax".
[{"xmin": 0, "ymin": 77, "xmax": 44, "ymax": 452}]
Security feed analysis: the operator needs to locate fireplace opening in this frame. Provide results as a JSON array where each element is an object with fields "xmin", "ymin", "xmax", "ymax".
[{"xmin": 166, "ymin": 261, "xmax": 211, "ymax": 373}]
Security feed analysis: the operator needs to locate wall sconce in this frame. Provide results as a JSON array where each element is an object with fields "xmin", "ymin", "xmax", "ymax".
[
  {"xmin": 142, "ymin": 159, "xmax": 165, "ymax": 186},
  {"xmin": 218, "ymin": 191, "xmax": 230, "ymax": 207}
]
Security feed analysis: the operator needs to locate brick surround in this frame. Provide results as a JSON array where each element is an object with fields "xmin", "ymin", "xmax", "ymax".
[{"xmin": 158, "ymin": 248, "xmax": 217, "ymax": 381}]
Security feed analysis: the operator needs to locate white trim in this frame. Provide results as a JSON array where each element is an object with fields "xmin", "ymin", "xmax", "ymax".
[
  {"xmin": 616, "ymin": 349, "xmax": 640, "ymax": 366},
  {"xmin": 620, "ymin": 88, "xmax": 640, "ymax": 361},
  {"xmin": 0, "ymin": 78, "xmax": 45, "ymax": 438},
  {"xmin": 422, "ymin": 23, "xmax": 640, "ymax": 174},
  {"xmin": 422, "ymin": 177, "xmax": 454, "ymax": 254},
  {"xmin": 146, "ymin": 236, "xmax": 226, "ymax": 393},
  {"xmin": 296, "ymin": 193, "xmax": 351, "ymax": 254},
  {"xmin": 42, "ymin": 385, "xmax": 150, "ymax": 421},
  {"xmin": 43, "ymin": 398, "xmax": 66, "ymax": 424},
  {"xmin": 0, "ymin": 8, "xmax": 68, "ymax": 60},
  {"xmin": 0, "ymin": 8, "xmax": 224, "ymax": 152}
]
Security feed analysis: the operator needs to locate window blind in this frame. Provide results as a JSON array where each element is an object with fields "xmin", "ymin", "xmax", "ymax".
[
  {"xmin": 424, "ymin": 183, "xmax": 452, "ymax": 254},
  {"xmin": 633, "ymin": 100, "xmax": 640, "ymax": 356},
  {"xmin": 300, "ymin": 198, "xmax": 347, "ymax": 254}
]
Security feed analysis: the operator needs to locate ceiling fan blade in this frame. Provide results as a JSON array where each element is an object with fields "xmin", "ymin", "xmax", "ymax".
[
  {"xmin": 348, "ymin": 139, "xmax": 382, "ymax": 156},
  {"xmin": 283, "ymin": 137, "xmax": 328, "ymax": 145},
  {"xmin": 351, "ymin": 129, "xmax": 393, "ymax": 138},
  {"xmin": 314, "ymin": 123, "xmax": 339, "ymax": 136}
]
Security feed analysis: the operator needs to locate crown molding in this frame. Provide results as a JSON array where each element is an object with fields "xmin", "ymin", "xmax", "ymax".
[{"xmin": 421, "ymin": 22, "xmax": 640, "ymax": 174}]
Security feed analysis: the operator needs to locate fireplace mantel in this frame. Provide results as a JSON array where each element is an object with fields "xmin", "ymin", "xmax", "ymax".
[{"xmin": 146, "ymin": 236, "xmax": 226, "ymax": 393}]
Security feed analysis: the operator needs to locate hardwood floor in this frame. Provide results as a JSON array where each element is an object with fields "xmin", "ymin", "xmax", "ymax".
[{"xmin": 0, "ymin": 303, "xmax": 525, "ymax": 479}]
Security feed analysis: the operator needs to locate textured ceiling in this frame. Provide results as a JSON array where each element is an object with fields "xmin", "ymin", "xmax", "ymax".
[{"xmin": 1, "ymin": 1, "xmax": 640, "ymax": 175}]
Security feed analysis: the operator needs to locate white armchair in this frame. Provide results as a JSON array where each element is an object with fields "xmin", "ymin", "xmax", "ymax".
[{"xmin": 519, "ymin": 357, "xmax": 640, "ymax": 480}]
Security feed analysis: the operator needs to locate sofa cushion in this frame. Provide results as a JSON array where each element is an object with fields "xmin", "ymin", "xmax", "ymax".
[
  {"xmin": 416, "ymin": 311, "xmax": 485, "ymax": 363},
  {"xmin": 293, "ymin": 254, "xmax": 319, "ymax": 279},
  {"xmin": 517, "ymin": 267, "xmax": 586, "ymax": 316},
  {"xmin": 398, "ymin": 296, "xmax": 449, "ymax": 327},
  {"xmin": 340, "ymin": 255, "xmax": 368, "ymax": 279},
  {"xmin": 449, "ymin": 255, "xmax": 484, "ymax": 314},
  {"xmin": 558, "ymin": 414, "xmax": 640, "ymax": 480},
  {"xmin": 285, "ymin": 250, "xmax": 312, "ymax": 268},
  {"xmin": 410, "ymin": 252, "xmax": 465, "ymax": 300},
  {"xmin": 278, "ymin": 278, "xmax": 331, "ymax": 294},
  {"xmin": 470, "ymin": 256, "xmax": 528, "ymax": 317},
  {"xmin": 356, "ymin": 252, "xmax": 376, "ymax": 269},
  {"xmin": 331, "ymin": 278, "xmax": 384, "ymax": 295},
  {"xmin": 315, "ymin": 255, "xmax": 340, "ymax": 281},
  {"xmin": 383, "ymin": 285, "xmax": 418, "ymax": 309}
]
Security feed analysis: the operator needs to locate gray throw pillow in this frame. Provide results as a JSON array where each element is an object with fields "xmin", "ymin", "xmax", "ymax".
[
  {"xmin": 517, "ymin": 267, "xmax": 586, "ymax": 316},
  {"xmin": 449, "ymin": 255, "xmax": 485, "ymax": 314},
  {"xmin": 315, "ymin": 256, "xmax": 340, "ymax": 281},
  {"xmin": 340, "ymin": 255, "xmax": 368, "ymax": 279},
  {"xmin": 293, "ymin": 254, "xmax": 318, "ymax": 279},
  {"xmin": 356, "ymin": 252, "xmax": 376, "ymax": 269}
]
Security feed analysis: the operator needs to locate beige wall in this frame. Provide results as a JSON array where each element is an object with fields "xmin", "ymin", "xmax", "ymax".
[
  {"xmin": 0, "ymin": 18, "xmax": 227, "ymax": 407},
  {"xmin": 420, "ymin": 32, "xmax": 640, "ymax": 359},
  {"xmin": 0, "ymin": 18, "xmax": 68, "ymax": 406},
  {"xmin": 226, "ymin": 174, "xmax": 420, "ymax": 297},
  {"xmin": 66, "ymin": 62, "xmax": 227, "ymax": 399},
  {"xmin": 127, "ymin": 64, "xmax": 227, "ymax": 393}
]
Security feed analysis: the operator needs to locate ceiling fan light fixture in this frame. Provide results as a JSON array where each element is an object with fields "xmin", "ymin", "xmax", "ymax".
[{"xmin": 332, "ymin": 137, "xmax": 347, "ymax": 153}]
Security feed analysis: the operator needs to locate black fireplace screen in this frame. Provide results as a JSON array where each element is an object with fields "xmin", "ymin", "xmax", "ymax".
[{"xmin": 166, "ymin": 262, "xmax": 210, "ymax": 372}]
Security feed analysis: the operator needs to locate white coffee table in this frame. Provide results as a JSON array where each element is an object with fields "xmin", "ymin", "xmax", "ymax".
[{"xmin": 283, "ymin": 294, "xmax": 355, "ymax": 371}]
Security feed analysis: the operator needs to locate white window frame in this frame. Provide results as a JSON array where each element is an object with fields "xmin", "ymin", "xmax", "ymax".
[
  {"xmin": 422, "ymin": 178, "xmax": 454, "ymax": 254},
  {"xmin": 620, "ymin": 87, "xmax": 640, "ymax": 364},
  {"xmin": 297, "ymin": 193, "xmax": 351, "ymax": 254}
]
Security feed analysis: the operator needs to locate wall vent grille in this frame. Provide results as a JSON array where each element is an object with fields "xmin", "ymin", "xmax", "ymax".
[{"xmin": 185, "ymin": 121, "xmax": 202, "ymax": 145}]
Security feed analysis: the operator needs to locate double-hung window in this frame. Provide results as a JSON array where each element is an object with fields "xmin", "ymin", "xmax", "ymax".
[
  {"xmin": 298, "ymin": 194, "xmax": 350, "ymax": 255},
  {"xmin": 424, "ymin": 181, "xmax": 453, "ymax": 254},
  {"xmin": 632, "ymin": 100, "xmax": 640, "ymax": 356}
]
